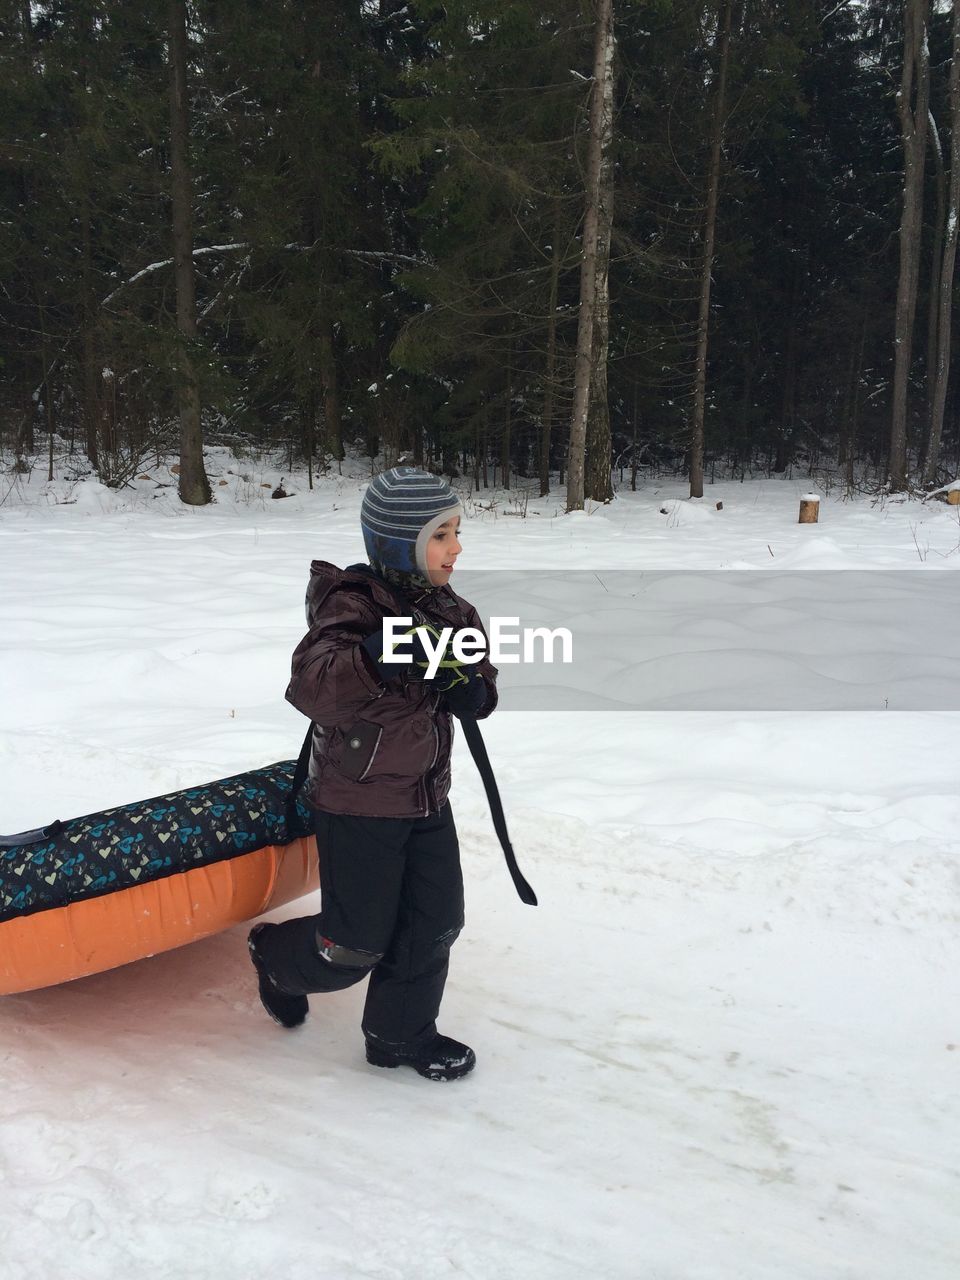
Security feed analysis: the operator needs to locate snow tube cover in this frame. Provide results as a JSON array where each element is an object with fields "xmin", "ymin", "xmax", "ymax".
[
  {"xmin": 1, "ymin": 761, "xmax": 313, "ymax": 924},
  {"xmin": 0, "ymin": 762, "xmax": 318, "ymax": 996}
]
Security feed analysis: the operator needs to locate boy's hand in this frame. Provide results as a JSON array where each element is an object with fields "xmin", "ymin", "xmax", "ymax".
[
  {"xmin": 361, "ymin": 622, "xmax": 471, "ymax": 692},
  {"xmin": 404, "ymin": 621, "xmax": 472, "ymax": 692},
  {"xmin": 361, "ymin": 624, "xmax": 420, "ymax": 683},
  {"xmin": 442, "ymin": 669, "xmax": 487, "ymax": 719}
]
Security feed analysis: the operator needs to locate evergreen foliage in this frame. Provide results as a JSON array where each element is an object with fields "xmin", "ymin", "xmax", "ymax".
[{"xmin": 1, "ymin": 0, "xmax": 957, "ymax": 494}]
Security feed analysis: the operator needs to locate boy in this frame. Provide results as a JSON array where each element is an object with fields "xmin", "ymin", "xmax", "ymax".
[{"xmin": 248, "ymin": 468, "xmax": 497, "ymax": 1081}]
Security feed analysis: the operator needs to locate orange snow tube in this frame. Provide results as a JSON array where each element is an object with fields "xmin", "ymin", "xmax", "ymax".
[{"xmin": 0, "ymin": 761, "xmax": 318, "ymax": 996}]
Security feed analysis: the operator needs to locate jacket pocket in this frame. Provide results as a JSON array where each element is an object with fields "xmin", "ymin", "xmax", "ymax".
[{"xmin": 337, "ymin": 719, "xmax": 383, "ymax": 782}]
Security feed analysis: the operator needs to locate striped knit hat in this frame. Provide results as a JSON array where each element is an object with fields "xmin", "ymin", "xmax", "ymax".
[{"xmin": 361, "ymin": 467, "xmax": 462, "ymax": 590}]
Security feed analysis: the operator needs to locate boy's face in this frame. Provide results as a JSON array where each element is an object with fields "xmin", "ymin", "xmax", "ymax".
[{"xmin": 426, "ymin": 517, "xmax": 462, "ymax": 585}]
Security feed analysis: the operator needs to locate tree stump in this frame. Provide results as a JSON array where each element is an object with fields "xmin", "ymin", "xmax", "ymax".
[
  {"xmin": 799, "ymin": 494, "xmax": 820, "ymax": 524},
  {"xmin": 948, "ymin": 489, "xmax": 960, "ymax": 506}
]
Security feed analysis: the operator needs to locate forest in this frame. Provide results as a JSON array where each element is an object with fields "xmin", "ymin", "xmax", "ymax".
[{"xmin": 1, "ymin": 0, "xmax": 958, "ymax": 507}]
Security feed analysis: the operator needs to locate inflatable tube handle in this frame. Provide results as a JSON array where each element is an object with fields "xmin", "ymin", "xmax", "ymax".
[{"xmin": 0, "ymin": 820, "xmax": 64, "ymax": 849}]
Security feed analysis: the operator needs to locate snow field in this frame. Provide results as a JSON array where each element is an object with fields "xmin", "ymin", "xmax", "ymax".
[{"xmin": 1, "ymin": 459, "xmax": 958, "ymax": 1278}]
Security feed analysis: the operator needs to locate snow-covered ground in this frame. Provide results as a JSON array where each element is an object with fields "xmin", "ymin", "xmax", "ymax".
[{"xmin": 1, "ymin": 454, "xmax": 959, "ymax": 1280}]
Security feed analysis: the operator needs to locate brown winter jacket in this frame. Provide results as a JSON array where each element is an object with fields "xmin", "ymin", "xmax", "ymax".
[{"xmin": 285, "ymin": 561, "xmax": 499, "ymax": 818}]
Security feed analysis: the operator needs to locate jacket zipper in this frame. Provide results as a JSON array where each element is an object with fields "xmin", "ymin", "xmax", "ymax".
[
  {"xmin": 422, "ymin": 720, "xmax": 440, "ymax": 816},
  {"xmin": 357, "ymin": 726, "xmax": 383, "ymax": 782}
]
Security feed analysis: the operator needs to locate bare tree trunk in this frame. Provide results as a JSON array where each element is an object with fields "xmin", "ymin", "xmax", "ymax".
[
  {"xmin": 630, "ymin": 381, "xmax": 639, "ymax": 490},
  {"xmin": 586, "ymin": 320, "xmax": 613, "ymax": 500},
  {"xmin": 738, "ymin": 337, "xmax": 754, "ymax": 477},
  {"xmin": 567, "ymin": 0, "xmax": 614, "ymax": 512},
  {"xmin": 301, "ymin": 384, "xmax": 316, "ymax": 490},
  {"xmin": 36, "ymin": 293, "xmax": 55, "ymax": 458},
  {"xmin": 365, "ymin": 417, "xmax": 380, "ymax": 468},
  {"xmin": 317, "ymin": 320, "xmax": 344, "ymax": 461},
  {"xmin": 502, "ymin": 342, "xmax": 512, "ymax": 491},
  {"xmin": 20, "ymin": 387, "xmax": 35, "ymax": 457},
  {"xmin": 775, "ymin": 276, "xmax": 799, "ymax": 472},
  {"xmin": 921, "ymin": 108, "xmax": 945, "ymax": 473},
  {"xmin": 690, "ymin": 0, "xmax": 733, "ymax": 499},
  {"xmin": 20, "ymin": 4, "xmax": 39, "ymax": 463},
  {"xmin": 168, "ymin": 0, "xmax": 210, "ymax": 506},
  {"xmin": 540, "ymin": 212, "xmax": 562, "ymax": 497},
  {"xmin": 80, "ymin": 198, "xmax": 98, "ymax": 471},
  {"xmin": 40, "ymin": 298, "xmax": 56, "ymax": 482},
  {"xmin": 14, "ymin": 397, "xmax": 33, "ymax": 469},
  {"xmin": 924, "ymin": 0, "xmax": 959, "ymax": 485},
  {"xmin": 889, "ymin": 0, "xmax": 930, "ymax": 492},
  {"xmin": 101, "ymin": 368, "xmax": 117, "ymax": 464},
  {"xmin": 585, "ymin": 15, "xmax": 616, "ymax": 505},
  {"xmin": 839, "ymin": 306, "xmax": 868, "ymax": 485}
]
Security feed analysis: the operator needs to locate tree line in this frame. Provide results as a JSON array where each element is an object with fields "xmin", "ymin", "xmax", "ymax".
[{"xmin": 1, "ymin": 0, "xmax": 958, "ymax": 506}]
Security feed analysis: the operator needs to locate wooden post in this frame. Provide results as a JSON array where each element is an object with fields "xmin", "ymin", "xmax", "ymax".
[{"xmin": 799, "ymin": 494, "xmax": 820, "ymax": 523}]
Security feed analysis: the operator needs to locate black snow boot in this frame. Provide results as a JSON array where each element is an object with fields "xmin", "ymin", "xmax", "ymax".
[
  {"xmin": 365, "ymin": 1034, "xmax": 476, "ymax": 1081},
  {"xmin": 248, "ymin": 923, "xmax": 308, "ymax": 1029}
]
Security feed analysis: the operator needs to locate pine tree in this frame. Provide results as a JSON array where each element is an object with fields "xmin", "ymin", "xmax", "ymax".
[
  {"xmin": 372, "ymin": 1, "xmax": 588, "ymax": 486},
  {"xmin": 168, "ymin": 0, "xmax": 211, "ymax": 505},
  {"xmin": 572, "ymin": 0, "xmax": 616, "ymax": 510},
  {"xmin": 923, "ymin": 0, "xmax": 959, "ymax": 483},
  {"xmin": 889, "ymin": 0, "xmax": 930, "ymax": 490}
]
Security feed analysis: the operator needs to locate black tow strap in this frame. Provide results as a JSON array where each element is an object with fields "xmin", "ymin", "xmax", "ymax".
[
  {"xmin": 285, "ymin": 724, "xmax": 315, "ymax": 837},
  {"xmin": 458, "ymin": 713, "xmax": 537, "ymax": 906},
  {"xmin": 286, "ymin": 716, "xmax": 537, "ymax": 907}
]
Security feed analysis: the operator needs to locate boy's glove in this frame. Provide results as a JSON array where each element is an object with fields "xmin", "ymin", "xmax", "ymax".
[
  {"xmin": 442, "ymin": 669, "xmax": 487, "ymax": 719},
  {"xmin": 362, "ymin": 622, "xmax": 471, "ymax": 693},
  {"xmin": 361, "ymin": 624, "xmax": 420, "ymax": 683}
]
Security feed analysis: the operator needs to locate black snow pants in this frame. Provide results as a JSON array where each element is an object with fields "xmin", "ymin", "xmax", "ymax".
[{"xmin": 255, "ymin": 802, "xmax": 464, "ymax": 1051}]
